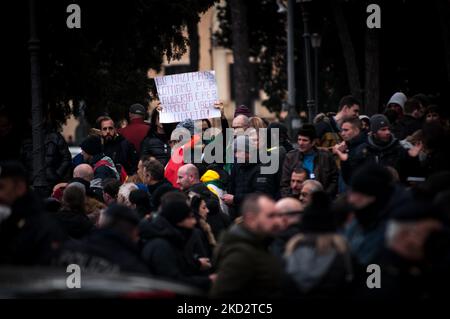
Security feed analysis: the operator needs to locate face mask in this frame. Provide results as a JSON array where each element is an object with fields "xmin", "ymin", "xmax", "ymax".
[{"xmin": 0, "ymin": 204, "xmax": 12, "ymax": 224}]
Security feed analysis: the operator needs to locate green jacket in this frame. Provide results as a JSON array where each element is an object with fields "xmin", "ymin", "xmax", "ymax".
[{"xmin": 210, "ymin": 224, "xmax": 284, "ymax": 298}]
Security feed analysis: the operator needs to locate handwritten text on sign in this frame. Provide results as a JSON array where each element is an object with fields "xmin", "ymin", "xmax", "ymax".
[{"xmin": 155, "ymin": 71, "xmax": 221, "ymax": 123}]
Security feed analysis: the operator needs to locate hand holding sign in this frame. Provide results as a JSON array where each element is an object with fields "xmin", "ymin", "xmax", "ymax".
[{"xmin": 155, "ymin": 71, "xmax": 221, "ymax": 123}]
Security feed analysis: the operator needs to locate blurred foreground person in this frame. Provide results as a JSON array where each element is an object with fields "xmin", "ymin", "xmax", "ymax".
[
  {"xmin": 58, "ymin": 204, "xmax": 148, "ymax": 274},
  {"xmin": 210, "ymin": 194, "xmax": 284, "ymax": 298},
  {"xmin": 0, "ymin": 161, "xmax": 65, "ymax": 265},
  {"xmin": 284, "ymin": 192, "xmax": 354, "ymax": 298}
]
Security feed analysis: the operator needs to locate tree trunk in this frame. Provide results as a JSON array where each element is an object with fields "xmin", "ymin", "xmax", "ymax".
[
  {"xmin": 436, "ymin": 0, "xmax": 450, "ymax": 87},
  {"xmin": 230, "ymin": 0, "xmax": 252, "ymax": 109},
  {"xmin": 29, "ymin": 0, "xmax": 47, "ymax": 196},
  {"xmin": 331, "ymin": 1, "xmax": 362, "ymax": 103},
  {"xmin": 364, "ymin": 27, "xmax": 380, "ymax": 115},
  {"xmin": 187, "ymin": 18, "xmax": 200, "ymax": 72}
]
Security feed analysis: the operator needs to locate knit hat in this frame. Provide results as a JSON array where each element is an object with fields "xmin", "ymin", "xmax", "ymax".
[
  {"xmin": 176, "ymin": 118, "xmax": 195, "ymax": 136},
  {"xmin": 160, "ymin": 199, "xmax": 192, "ymax": 226},
  {"xmin": 80, "ymin": 135, "xmax": 102, "ymax": 156},
  {"xmin": 151, "ymin": 184, "xmax": 176, "ymax": 210},
  {"xmin": 299, "ymin": 192, "xmax": 336, "ymax": 233},
  {"xmin": 387, "ymin": 92, "xmax": 407, "ymax": 109},
  {"xmin": 234, "ymin": 105, "xmax": 252, "ymax": 118},
  {"xmin": 350, "ymin": 163, "xmax": 393, "ymax": 197},
  {"xmin": 129, "ymin": 103, "xmax": 146, "ymax": 116},
  {"xmin": 297, "ymin": 123, "xmax": 317, "ymax": 141},
  {"xmin": 370, "ymin": 114, "xmax": 390, "ymax": 134}
]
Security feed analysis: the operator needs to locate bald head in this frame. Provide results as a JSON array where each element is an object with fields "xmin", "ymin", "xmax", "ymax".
[
  {"xmin": 73, "ymin": 164, "xmax": 94, "ymax": 182},
  {"xmin": 276, "ymin": 197, "xmax": 304, "ymax": 214},
  {"xmin": 177, "ymin": 164, "xmax": 199, "ymax": 190},
  {"xmin": 276, "ymin": 197, "xmax": 304, "ymax": 229}
]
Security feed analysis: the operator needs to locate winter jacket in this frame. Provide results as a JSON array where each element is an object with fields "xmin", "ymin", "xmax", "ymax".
[
  {"xmin": 52, "ymin": 209, "xmax": 94, "ymax": 240},
  {"xmin": 345, "ymin": 185, "xmax": 412, "ymax": 266},
  {"xmin": 314, "ymin": 114, "xmax": 342, "ymax": 148},
  {"xmin": 284, "ymin": 234, "xmax": 354, "ymax": 298},
  {"xmin": 281, "ymin": 148, "xmax": 338, "ymax": 197},
  {"xmin": 90, "ymin": 153, "xmax": 120, "ymax": 182},
  {"xmin": 141, "ymin": 132, "xmax": 171, "ymax": 167},
  {"xmin": 228, "ymin": 162, "xmax": 277, "ymax": 217},
  {"xmin": 0, "ymin": 191, "xmax": 66, "ymax": 266},
  {"xmin": 20, "ymin": 130, "xmax": 72, "ymax": 190},
  {"xmin": 210, "ymin": 224, "xmax": 284, "ymax": 298},
  {"xmin": 58, "ymin": 228, "xmax": 149, "ymax": 274},
  {"xmin": 103, "ymin": 134, "xmax": 138, "ymax": 175},
  {"xmin": 118, "ymin": 118, "xmax": 150, "ymax": 154},
  {"xmin": 140, "ymin": 216, "xmax": 211, "ymax": 290},
  {"xmin": 340, "ymin": 132, "xmax": 368, "ymax": 185},
  {"xmin": 357, "ymin": 135, "xmax": 420, "ymax": 182},
  {"xmin": 392, "ymin": 115, "xmax": 422, "ymax": 140}
]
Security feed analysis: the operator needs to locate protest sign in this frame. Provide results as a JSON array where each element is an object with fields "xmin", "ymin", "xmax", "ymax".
[{"xmin": 155, "ymin": 71, "xmax": 221, "ymax": 123}]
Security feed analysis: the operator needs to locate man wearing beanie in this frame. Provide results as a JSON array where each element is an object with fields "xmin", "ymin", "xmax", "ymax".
[
  {"xmin": 354, "ymin": 113, "xmax": 421, "ymax": 182},
  {"xmin": 345, "ymin": 163, "xmax": 412, "ymax": 267},
  {"xmin": 140, "ymin": 196, "xmax": 213, "ymax": 291},
  {"xmin": 281, "ymin": 124, "xmax": 338, "ymax": 198},
  {"xmin": 80, "ymin": 135, "xmax": 121, "ymax": 184}
]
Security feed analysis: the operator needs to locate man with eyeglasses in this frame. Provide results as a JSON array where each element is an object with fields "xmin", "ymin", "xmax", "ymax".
[{"xmin": 97, "ymin": 116, "xmax": 139, "ymax": 175}]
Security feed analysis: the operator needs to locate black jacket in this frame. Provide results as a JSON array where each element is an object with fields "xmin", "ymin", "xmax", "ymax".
[
  {"xmin": 228, "ymin": 163, "xmax": 277, "ymax": 216},
  {"xmin": 340, "ymin": 132, "xmax": 368, "ymax": 185},
  {"xmin": 140, "ymin": 216, "xmax": 211, "ymax": 290},
  {"xmin": 58, "ymin": 228, "xmax": 149, "ymax": 274},
  {"xmin": 0, "ymin": 191, "xmax": 66, "ymax": 266},
  {"xmin": 52, "ymin": 209, "xmax": 94, "ymax": 240},
  {"xmin": 358, "ymin": 135, "xmax": 419, "ymax": 182},
  {"xmin": 392, "ymin": 115, "xmax": 422, "ymax": 140},
  {"xmin": 20, "ymin": 130, "xmax": 72, "ymax": 191},
  {"xmin": 141, "ymin": 132, "xmax": 171, "ymax": 167},
  {"xmin": 103, "ymin": 134, "xmax": 138, "ymax": 175}
]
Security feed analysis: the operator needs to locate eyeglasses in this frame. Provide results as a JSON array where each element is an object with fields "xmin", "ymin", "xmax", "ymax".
[{"xmin": 102, "ymin": 127, "xmax": 115, "ymax": 131}]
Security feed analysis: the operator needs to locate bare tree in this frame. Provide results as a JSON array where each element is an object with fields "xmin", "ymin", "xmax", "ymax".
[
  {"xmin": 230, "ymin": 0, "xmax": 252, "ymax": 109},
  {"xmin": 364, "ymin": 27, "xmax": 380, "ymax": 115},
  {"xmin": 331, "ymin": 1, "xmax": 362, "ymax": 103}
]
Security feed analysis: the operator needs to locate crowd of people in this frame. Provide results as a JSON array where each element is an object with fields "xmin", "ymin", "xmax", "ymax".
[{"xmin": 0, "ymin": 92, "xmax": 449, "ymax": 299}]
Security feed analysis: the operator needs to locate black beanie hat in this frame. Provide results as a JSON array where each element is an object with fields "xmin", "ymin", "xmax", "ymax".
[
  {"xmin": 350, "ymin": 163, "xmax": 393, "ymax": 197},
  {"xmin": 299, "ymin": 191, "xmax": 336, "ymax": 233},
  {"xmin": 370, "ymin": 114, "xmax": 390, "ymax": 134},
  {"xmin": 297, "ymin": 123, "xmax": 317, "ymax": 141},
  {"xmin": 80, "ymin": 135, "xmax": 102, "ymax": 156},
  {"xmin": 160, "ymin": 199, "xmax": 192, "ymax": 226}
]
